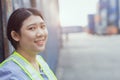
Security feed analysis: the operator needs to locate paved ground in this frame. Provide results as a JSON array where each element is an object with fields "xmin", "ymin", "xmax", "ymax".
[{"xmin": 56, "ymin": 32, "xmax": 120, "ymax": 80}]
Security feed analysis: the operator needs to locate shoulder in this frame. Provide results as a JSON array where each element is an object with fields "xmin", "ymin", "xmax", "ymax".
[
  {"xmin": 0, "ymin": 57, "xmax": 20, "ymax": 72},
  {"xmin": 0, "ymin": 59, "xmax": 26, "ymax": 80}
]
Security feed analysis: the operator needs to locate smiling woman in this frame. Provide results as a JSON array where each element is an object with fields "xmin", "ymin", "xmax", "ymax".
[
  {"xmin": 0, "ymin": 8, "xmax": 57, "ymax": 80},
  {"xmin": 17, "ymin": 15, "xmax": 48, "ymax": 54}
]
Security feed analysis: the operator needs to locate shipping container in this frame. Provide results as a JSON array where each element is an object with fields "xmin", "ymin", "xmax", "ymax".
[
  {"xmin": 107, "ymin": 0, "xmax": 119, "ymax": 35},
  {"xmin": 118, "ymin": 0, "xmax": 120, "ymax": 32},
  {"xmin": 95, "ymin": 0, "xmax": 119, "ymax": 35},
  {"xmin": 0, "ymin": 0, "xmax": 5, "ymax": 62},
  {"xmin": 98, "ymin": 0, "xmax": 108, "ymax": 35},
  {"xmin": 87, "ymin": 14, "xmax": 95, "ymax": 34}
]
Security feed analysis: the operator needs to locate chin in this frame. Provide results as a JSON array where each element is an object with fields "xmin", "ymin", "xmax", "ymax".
[{"xmin": 36, "ymin": 47, "xmax": 45, "ymax": 52}]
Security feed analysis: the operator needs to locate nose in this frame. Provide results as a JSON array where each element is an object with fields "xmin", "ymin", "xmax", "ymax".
[{"xmin": 36, "ymin": 28, "xmax": 44, "ymax": 37}]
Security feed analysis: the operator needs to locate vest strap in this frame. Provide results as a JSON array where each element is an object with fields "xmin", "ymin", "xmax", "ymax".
[
  {"xmin": 37, "ymin": 56, "xmax": 57, "ymax": 80},
  {"xmin": 11, "ymin": 51, "xmax": 44, "ymax": 80}
]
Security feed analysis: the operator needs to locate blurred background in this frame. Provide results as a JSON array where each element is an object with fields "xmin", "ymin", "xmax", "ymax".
[{"xmin": 0, "ymin": 0, "xmax": 120, "ymax": 80}]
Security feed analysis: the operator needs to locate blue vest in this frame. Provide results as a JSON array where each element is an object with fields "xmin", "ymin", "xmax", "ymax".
[{"xmin": 0, "ymin": 51, "xmax": 57, "ymax": 80}]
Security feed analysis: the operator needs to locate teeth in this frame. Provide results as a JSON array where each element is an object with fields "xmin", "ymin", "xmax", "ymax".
[
  {"xmin": 35, "ymin": 38, "xmax": 45, "ymax": 42},
  {"xmin": 35, "ymin": 40, "xmax": 44, "ymax": 42}
]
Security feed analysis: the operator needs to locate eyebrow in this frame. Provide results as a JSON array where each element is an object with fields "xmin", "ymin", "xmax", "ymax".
[{"xmin": 27, "ymin": 22, "xmax": 45, "ymax": 27}]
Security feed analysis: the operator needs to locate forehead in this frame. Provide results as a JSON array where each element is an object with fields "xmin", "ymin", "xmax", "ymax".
[{"xmin": 22, "ymin": 15, "xmax": 44, "ymax": 26}]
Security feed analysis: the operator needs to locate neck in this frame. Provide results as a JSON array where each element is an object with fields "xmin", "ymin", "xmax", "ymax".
[
  {"xmin": 16, "ymin": 48, "xmax": 37, "ymax": 64},
  {"xmin": 16, "ymin": 49, "xmax": 40, "ymax": 71}
]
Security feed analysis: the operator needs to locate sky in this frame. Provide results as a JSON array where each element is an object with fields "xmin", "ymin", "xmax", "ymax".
[{"xmin": 58, "ymin": 0, "xmax": 99, "ymax": 27}]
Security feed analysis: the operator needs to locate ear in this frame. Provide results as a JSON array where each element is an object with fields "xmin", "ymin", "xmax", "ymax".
[{"xmin": 11, "ymin": 31, "xmax": 20, "ymax": 42}]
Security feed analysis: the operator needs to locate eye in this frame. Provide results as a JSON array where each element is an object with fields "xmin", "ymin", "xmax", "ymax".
[
  {"xmin": 28, "ymin": 26, "xmax": 36, "ymax": 31},
  {"xmin": 41, "ymin": 25, "xmax": 46, "ymax": 29}
]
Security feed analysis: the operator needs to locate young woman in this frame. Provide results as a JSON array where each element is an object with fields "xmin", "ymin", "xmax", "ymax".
[{"xmin": 0, "ymin": 8, "xmax": 57, "ymax": 80}]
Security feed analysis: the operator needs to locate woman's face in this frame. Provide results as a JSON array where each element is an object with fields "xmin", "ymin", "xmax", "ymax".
[{"xmin": 17, "ymin": 15, "xmax": 48, "ymax": 53}]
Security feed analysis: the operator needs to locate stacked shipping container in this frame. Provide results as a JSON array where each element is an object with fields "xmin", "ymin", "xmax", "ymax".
[{"xmin": 88, "ymin": 0, "xmax": 120, "ymax": 35}]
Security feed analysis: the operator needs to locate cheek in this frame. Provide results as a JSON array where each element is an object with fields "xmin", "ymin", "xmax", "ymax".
[
  {"xmin": 46, "ymin": 30, "xmax": 48, "ymax": 37},
  {"xmin": 45, "ymin": 29, "xmax": 48, "ymax": 36},
  {"xmin": 21, "ymin": 32, "xmax": 35, "ymax": 41},
  {"xmin": 45, "ymin": 30, "xmax": 48, "ymax": 39}
]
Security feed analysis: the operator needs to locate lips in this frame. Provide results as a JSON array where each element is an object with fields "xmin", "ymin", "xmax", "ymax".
[{"xmin": 35, "ymin": 40, "xmax": 45, "ymax": 46}]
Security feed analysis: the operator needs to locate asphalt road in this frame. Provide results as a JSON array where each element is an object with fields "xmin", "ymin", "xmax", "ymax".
[{"xmin": 56, "ymin": 32, "xmax": 120, "ymax": 80}]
